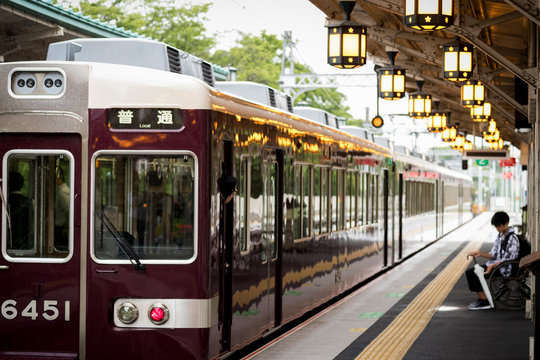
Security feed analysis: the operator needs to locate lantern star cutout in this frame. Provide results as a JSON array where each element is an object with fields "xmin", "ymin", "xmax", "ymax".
[
  {"xmin": 348, "ymin": 27, "xmax": 354, "ymax": 33},
  {"xmin": 348, "ymin": 58, "xmax": 353, "ymax": 62},
  {"xmin": 425, "ymin": 16, "xmax": 431, "ymax": 23}
]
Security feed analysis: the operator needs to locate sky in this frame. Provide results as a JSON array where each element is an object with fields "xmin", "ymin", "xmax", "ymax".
[{"xmin": 178, "ymin": 0, "xmax": 438, "ymax": 153}]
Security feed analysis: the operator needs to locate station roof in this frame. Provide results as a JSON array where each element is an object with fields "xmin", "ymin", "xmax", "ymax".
[
  {"xmin": 309, "ymin": 0, "xmax": 534, "ymax": 149},
  {"xmin": 0, "ymin": 0, "xmax": 533, "ymax": 149},
  {"xmin": 0, "ymin": 0, "xmax": 228, "ymax": 79}
]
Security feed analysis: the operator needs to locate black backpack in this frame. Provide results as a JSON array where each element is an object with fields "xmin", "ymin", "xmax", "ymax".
[{"xmin": 500, "ymin": 231, "xmax": 531, "ymax": 260}]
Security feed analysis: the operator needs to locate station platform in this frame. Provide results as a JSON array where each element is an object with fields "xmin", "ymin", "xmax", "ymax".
[{"xmin": 244, "ymin": 212, "xmax": 534, "ymax": 360}]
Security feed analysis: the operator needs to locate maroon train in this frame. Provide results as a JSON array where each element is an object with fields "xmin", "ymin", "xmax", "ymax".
[{"xmin": 0, "ymin": 39, "xmax": 472, "ymax": 359}]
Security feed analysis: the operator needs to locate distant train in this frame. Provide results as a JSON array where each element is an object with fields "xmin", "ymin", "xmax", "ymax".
[{"xmin": 0, "ymin": 38, "xmax": 472, "ymax": 359}]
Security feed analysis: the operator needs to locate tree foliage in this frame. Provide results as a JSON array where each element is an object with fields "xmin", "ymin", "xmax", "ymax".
[
  {"xmin": 210, "ymin": 31, "xmax": 282, "ymax": 88},
  {"xmin": 56, "ymin": 0, "xmax": 352, "ymax": 117},
  {"xmin": 210, "ymin": 33, "xmax": 351, "ymax": 118},
  {"xmin": 57, "ymin": 0, "xmax": 216, "ymax": 58}
]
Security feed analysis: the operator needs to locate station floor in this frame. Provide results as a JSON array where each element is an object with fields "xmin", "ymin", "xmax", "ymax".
[{"xmin": 244, "ymin": 212, "xmax": 534, "ymax": 360}]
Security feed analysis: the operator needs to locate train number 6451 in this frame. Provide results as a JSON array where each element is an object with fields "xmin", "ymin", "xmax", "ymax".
[{"xmin": 1, "ymin": 300, "xmax": 70, "ymax": 321}]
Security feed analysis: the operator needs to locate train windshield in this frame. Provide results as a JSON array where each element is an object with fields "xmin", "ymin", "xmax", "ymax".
[
  {"xmin": 93, "ymin": 153, "xmax": 196, "ymax": 262},
  {"xmin": 3, "ymin": 152, "xmax": 73, "ymax": 260}
]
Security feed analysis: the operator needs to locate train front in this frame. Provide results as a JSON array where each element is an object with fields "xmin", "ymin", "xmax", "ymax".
[{"xmin": 0, "ymin": 57, "xmax": 216, "ymax": 359}]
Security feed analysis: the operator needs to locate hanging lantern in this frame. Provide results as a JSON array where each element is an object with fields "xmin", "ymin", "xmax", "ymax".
[
  {"xmin": 442, "ymin": 39, "xmax": 473, "ymax": 82},
  {"xmin": 487, "ymin": 118, "xmax": 497, "ymax": 133},
  {"xmin": 488, "ymin": 138, "xmax": 504, "ymax": 150},
  {"xmin": 461, "ymin": 80, "xmax": 485, "ymax": 108},
  {"xmin": 427, "ymin": 111, "xmax": 448, "ymax": 132},
  {"xmin": 377, "ymin": 51, "xmax": 406, "ymax": 100},
  {"xmin": 470, "ymin": 102, "xmax": 491, "ymax": 122},
  {"xmin": 408, "ymin": 80, "xmax": 432, "ymax": 118},
  {"xmin": 404, "ymin": 0, "xmax": 454, "ymax": 31},
  {"xmin": 451, "ymin": 133, "xmax": 465, "ymax": 150},
  {"xmin": 327, "ymin": 1, "xmax": 367, "ymax": 69},
  {"xmin": 441, "ymin": 124, "xmax": 457, "ymax": 142},
  {"xmin": 463, "ymin": 140, "xmax": 473, "ymax": 151},
  {"xmin": 484, "ymin": 129, "xmax": 500, "ymax": 143}
]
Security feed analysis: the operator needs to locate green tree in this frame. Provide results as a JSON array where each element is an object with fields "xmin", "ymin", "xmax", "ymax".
[
  {"xmin": 56, "ymin": 0, "xmax": 352, "ymax": 118},
  {"xmin": 56, "ymin": 0, "xmax": 216, "ymax": 58},
  {"xmin": 211, "ymin": 31, "xmax": 282, "ymax": 88},
  {"xmin": 211, "ymin": 32, "xmax": 351, "ymax": 118}
]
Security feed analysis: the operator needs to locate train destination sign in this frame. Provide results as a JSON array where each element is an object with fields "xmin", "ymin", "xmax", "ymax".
[{"xmin": 108, "ymin": 108, "xmax": 183, "ymax": 130}]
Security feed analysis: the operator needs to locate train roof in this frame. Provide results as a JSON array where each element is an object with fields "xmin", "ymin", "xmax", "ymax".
[
  {"xmin": 1, "ymin": 59, "xmax": 469, "ymax": 181},
  {"xmin": 293, "ymin": 106, "xmax": 340, "ymax": 129},
  {"xmin": 215, "ymin": 81, "xmax": 293, "ymax": 113},
  {"xmin": 47, "ymin": 38, "xmax": 215, "ymax": 86}
]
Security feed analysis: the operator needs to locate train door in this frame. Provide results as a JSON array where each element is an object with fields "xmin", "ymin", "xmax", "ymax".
[
  {"xmin": 219, "ymin": 140, "xmax": 234, "ymax": 352},
  {"xmin": 0, "ymin": 135, "xmax": 80, "ymax": 357},
  {"xmin": 261, "ymin": 148, "xmax": 282, "ymax": 328},
  {"xmin": 435, "ymin": 179, "xmax": 440, "ymax": 238},
  {"xmin": 383, "ymin": 168, "xmax": 389, "ymax": 267},
  {"xmin": 398, "ymin": 173, "xmax": 404, "ymax": 260}
]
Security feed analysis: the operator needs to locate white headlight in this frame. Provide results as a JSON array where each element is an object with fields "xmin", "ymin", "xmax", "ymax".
[
  {"xmin": 117, "ymin": 302, "xmax": 139, "ymax": 324},
  {"xmin": 12, "ymin": 72, "xmax": 37, "ymax": 95}
]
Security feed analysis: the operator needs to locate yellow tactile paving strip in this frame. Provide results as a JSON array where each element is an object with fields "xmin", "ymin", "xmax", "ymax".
[{"xmin": 356, "ymin": 238, "xmax": 482, "ymax": 360}]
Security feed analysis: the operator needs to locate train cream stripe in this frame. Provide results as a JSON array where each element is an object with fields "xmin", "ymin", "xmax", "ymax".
[{"xmin": 355, "ymin": 239, "xmax": 482, "ymax": 360}]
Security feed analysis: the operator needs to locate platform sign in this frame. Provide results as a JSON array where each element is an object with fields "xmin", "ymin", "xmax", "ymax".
[
  {"xmin": 476, "ymin": 159, "xmax": 489, "ymax": 166},
  {"xmin": 107, "ymin": 108, "xmax": 183, "ymax": 130},
  {"xmin": 503, "ymin": 172, "xmax": 513, "ymax": 179},
  {"xmin": 500, "ymin": 158, "xmax": 516, "ymax": 167}
]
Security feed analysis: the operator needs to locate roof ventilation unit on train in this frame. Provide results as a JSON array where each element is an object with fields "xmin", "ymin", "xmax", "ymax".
[
  {"xmin": 394, "ymin": 145, "xmax": 410, "ymax": 155},
  {"xmin": 293, "ymin": 106, "xmax": 340, "ymax": 129},
  {"xmin": 215, "ymin": 81, "xmax": 293, "ymax": 113},
  {"xmin": 341, "ymin": 126, "xmax": 373, "ymax": 141},
  {"xmin": 374, "ymin": 136, "xmax": 393, "ymax": 150},
  {"xmin": 46, "ymin": 38, "xmax": 215, "ymax": 86}
]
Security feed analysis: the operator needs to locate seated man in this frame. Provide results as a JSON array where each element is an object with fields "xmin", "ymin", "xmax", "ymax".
[{"xmin": 466, "ymin": 211, "xmax": 519, "ymax": 310}]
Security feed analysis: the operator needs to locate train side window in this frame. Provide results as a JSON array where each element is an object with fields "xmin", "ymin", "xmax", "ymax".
[
  {"xmin": 238, "ymin": 157, "xmax": 250, "ymax": 254},
  {"xmin": 3, "ymin": 152, "xmax": 73, "ymax": 261},
  {"xmin": 262, "ymin": 160, "xmax": 278, "ymax": 262},
  {"xmin": 340, "ymin": 170, "xmax": 345, "ymax": 230},
  {"xmin": 331, "ymin": 169, "xmax": 344, "ymax": 231},
  {"xmin": 345, "ymin": 172, "xmax": 352, "ymax": 228},
  {"xmin": 364, "ymin": 173, "xmax": 370, "ymax": 224},
  {"xmin": 357, "ymin": 172, "xmax": 364, "ymax": 226},
  {"xmin": 293, "ymin": 165, "xmax": 302, "ymax": 240},
  {"xmin": 331, "ymin": 170, "xmax": 337, "ymax": 231},
  {"xmin": 93, "ymin": 153, "xmax": 197, "ymax": 263},
  {"xmin": 371, "ymin": 174, "xmax": 377, "ymax": 224},
  {"xmin": 405, "ymin": 180, "xmax": 411, "ymax": 216},
  {"xmin": 302, "ymin": 165, "xmax": 311, "ymax": 238},
  {"xmin": 313, "ymin": 167, "xmax": 321, "ymax": 236},
  {"xmin": 321, "ymin": 167, "xmax": 328, "ymax": 234}
]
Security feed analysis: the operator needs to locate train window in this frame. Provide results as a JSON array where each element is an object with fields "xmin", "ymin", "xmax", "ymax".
[
  {"xmin": 262, "ymin": 160, "xmax": 278, "ymax": 262},
  {"xmin": 93, "ymin": 153, "xmax": 197, "ymax": 263},
  {"xmin": 320, "ymin": 168, "xmax": 328, "ymax": 234},
  {"xmin": 364, "ymin": 173, "xmax": 369, "ymax": 224},
  {"xmin": 238, "ymin": 157, "xmax": 250, "ymax": 254},
  {"xmin": 331, "ymin": 169, "xmax": 344, "ymax": 231},
  {"xmin": 313, "ymin": 167, "xmax": 321, "ymax": 236},
  {"xmin": 302, "ymin": 166, "xmax": 311, "ymax": 238},
  {"xmin": 357, "ymin": 173, "xmax": 364, "ymax": 226},
  {"xmin": 3, "ymin": 151, "xmax": 73, "ymax": 261},
  {"xmin": 370, "ymin": 175, "xmax": 376, "ymax": 223},
  {"xmin": 293, "ymin": 165, "xmax": 301, "ymax": 239},
  {"xmin": 346, "ymin": 172, "xmax": 357, "ymax": 228}
]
